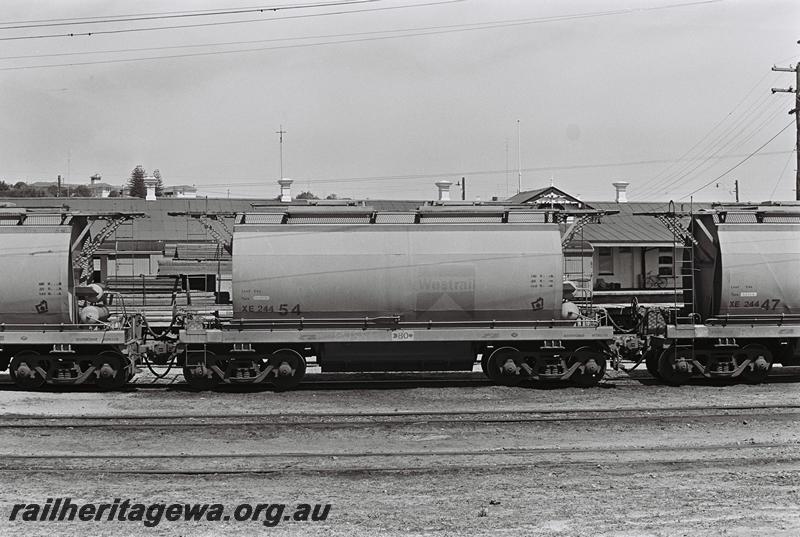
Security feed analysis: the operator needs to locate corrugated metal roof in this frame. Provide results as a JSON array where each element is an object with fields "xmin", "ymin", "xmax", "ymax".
[
  {"xmin": 0, "ymin": 197, "xmax": 712, "ymax": 245},
  {"xmin": 505, "ymin": 188, "xmax": 550, "ymax": 204},
  {"xmin": 576, "ymin": 201, "xmax": 712, "ymax": 244}
]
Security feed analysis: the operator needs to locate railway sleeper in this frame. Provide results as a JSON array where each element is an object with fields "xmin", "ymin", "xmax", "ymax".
[{"xmin": 481, "ymin": 344, "xmax": 607, "ymax": 387}]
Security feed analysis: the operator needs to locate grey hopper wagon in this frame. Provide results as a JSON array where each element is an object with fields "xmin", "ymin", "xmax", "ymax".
[
  {"xmin": 637, "ymin": 203, "xmax": 800, "ymax": 385},
  {"xmin": 175, "ymin": 205, "xmax": 616, "ymax": 390},
  {"xmin": 0, "ymin": 208, "xmax": 146, "ymax": 389}
]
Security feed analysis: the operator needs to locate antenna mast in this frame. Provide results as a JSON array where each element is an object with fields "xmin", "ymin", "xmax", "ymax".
[
  {"xmin": 276, "ymin": 125, "xmax": 287, "ymax": 179},
  {"xmin": 516, "ymin": 119, "xmax": 522, "ymax": 194}
]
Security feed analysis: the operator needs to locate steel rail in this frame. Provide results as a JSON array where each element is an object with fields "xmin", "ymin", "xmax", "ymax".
[
  {"xmin": 0, "ymin": 407, "xmax": 797, "ymax": 428},
  {"xmin": 1, "ymin": 441, "xmax": 796, "ymax": 461},
  {"xmin": 5, "ymin": 402, "xmax": 800, "ymax": 421}
]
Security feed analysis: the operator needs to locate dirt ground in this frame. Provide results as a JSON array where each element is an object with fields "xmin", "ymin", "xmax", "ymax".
[{"xmin": 1, "ymin": 375, "xmax": 800, "ymax": 536}]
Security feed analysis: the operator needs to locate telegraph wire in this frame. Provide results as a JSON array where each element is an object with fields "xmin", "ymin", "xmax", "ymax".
[
  {"xmin": 680, "ymin": 120, "xmax": 795, "ymax": 199},
  {"xmin": 0, "ymin": 1, "xmax": 725, "ymax": 70},
  {"xmin": 768, "ymin": 148, "xmax": 796, "ymax": 199},
  {"xmin": 0, "ymin": 1, "xmax": 379, "ymax": 30},
  {"xmin": 637, "ymin": 78, "xmax": 782, "ymax": 198},
  {"xmin": 2, "ymin": 150, "xmax": 790, "ymax": 189},
  {"xmin": 639, "ymin": 100, "xmax": 787, "ymax": 199},
  {"xmin": 0, "ymin": 0, "xmax": 720, "ymax": 46},
  {"xmin": 641, "ymin": 70, "xmax": 775, "ymax": 191},
  {"xmin": 637, "ymin": 94, "xmax": 784, "ymax": 199},
  {"xmin": 0, "ymin": 0, "xmax": 463, "ymax": 42},
  {"xmin": 0, "ymin": 10, "xmax": 722, "ymax": 62}
]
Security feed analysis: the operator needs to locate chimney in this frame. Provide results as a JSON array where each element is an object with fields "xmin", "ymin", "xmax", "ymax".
[
  {"xmin": 435, "ymin": 180, "xmax": 452, "ymax": 201},
  {"xmin": 278, "ymin": 178, "xmax": 293, "ymax": 202},
  {"xmin": 612, "ymin": 181, "xmax": 630, "ymax": 203},
  {"xmin": 144, "ymin": 175, "xmax": 158, "ymax": 201}
]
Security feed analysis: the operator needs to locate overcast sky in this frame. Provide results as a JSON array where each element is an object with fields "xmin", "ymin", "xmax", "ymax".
[{"xmin": 0, "ymin": 0, "xmax": 797, "ymax": 202}]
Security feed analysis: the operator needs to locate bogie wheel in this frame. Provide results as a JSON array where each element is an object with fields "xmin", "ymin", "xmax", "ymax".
[
  {"xmin": 644, "ymin": 349, "xmax": 662, "ymax": 380},
  {"xmin": 183, "ymin": 350, "xmax": 222, "ymax": 391},
  {"xmin": 739, "ymin": 344, "xmax": 773, "ymax": 385},
  {"xmin": 483, "ymin": 346, "xmax": 526, "ymax": 386},
  {"xmin": 94, "ymin": 351, "xmax": 130, "ymax": 390},
  {"xmin": 657, "ymin": 347, "xmax": 693, "ymax": 386},
  {"xmin": 9, "ymin": 351, "xmax": 47, "ymax": 390},
  {"xmin": 267, "ymin": 349, "xmax": 306, "ymax": 391},
  {"xmin": 568, "ymin": 346, "xmax": 606, "ymax": 387}
]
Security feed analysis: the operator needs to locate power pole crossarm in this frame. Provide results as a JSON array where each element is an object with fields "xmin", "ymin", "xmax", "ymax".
[{"xmin": 771, "ymin": 61, "xmax": 800, "ymax": 201}]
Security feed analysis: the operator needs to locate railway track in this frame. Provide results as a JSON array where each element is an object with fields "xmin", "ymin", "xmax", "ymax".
[
  {"xmin": 1, "ymin": 441, "xmax": 797, "ymax": 476},
  {"xmin": 3, "ymin": 403, "xmax": 800, "ymax": 428},
  {"xmin": 3, "ymin": 400, "xmax": 799, "ymax": 477},
  {"xmin": 3, "ymin": 366, "xmax": 800, "ymax": 390}
]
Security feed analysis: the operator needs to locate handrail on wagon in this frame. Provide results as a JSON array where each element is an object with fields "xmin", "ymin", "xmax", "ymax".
[
  {"xmin": 224, "ymin": 316, "xmax": 600, "ymax": 331},
  {"xmin": 0, "ymin": 322, "xmax": 128, "ymax": 331},
  {"xmin": 706, "ymin": 314, "xmax": 800, "ymax": 326}
]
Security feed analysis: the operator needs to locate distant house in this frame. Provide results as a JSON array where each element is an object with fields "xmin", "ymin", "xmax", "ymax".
[
  {"xmin": 506, "ymin": 186, "xmax": 587, "ymax": 211},
  {"xmin": 87, "ymin": 182, "xmax": 117, "ymax": 198},
  {"xmin": 161, "ymin": 185, "xmax": 198, "ymax": 198},
  {"xmin": 508, "ymin": 185, "xmax": 709, "ymax": 308}
]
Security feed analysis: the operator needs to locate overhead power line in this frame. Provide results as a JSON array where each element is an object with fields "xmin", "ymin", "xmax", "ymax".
[
  {"xmin": 0, "ymin": 9, "xmax": 719, "ymax": 62},
  {"xmin": 640, "ymin": 70, "xmax": 776, "ymax": 193},
  {"xmin": 2, "ymin": 150, "xmax": 790, "ymax": 188},
  {"xmin": 0, "ymin": 0, "xmax": 462, "ymax": 42},
  {"xmin": 0, "ymin": 0, "xmax": 725, "ymax": 70},
  {"xmin": 639, "ymin": 99, "xmax": 787, "ymax": 199},
  {"xmin": 680, "ymin": 120, "xmax": 795, "ymax": 199},
  {"xmin": 0, "ymin": 1, "xmax": 379, "ymax": 30}
]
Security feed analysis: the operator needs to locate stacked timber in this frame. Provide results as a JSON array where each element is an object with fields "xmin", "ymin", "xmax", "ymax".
[{"xmin": 105, "ymin": 275, "xmax": 232, "ymax": 326}]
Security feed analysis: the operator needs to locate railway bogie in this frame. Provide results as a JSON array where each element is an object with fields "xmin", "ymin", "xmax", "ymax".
[
  {"xmin": 178, "ymin": 344, "xmax": 309, "ymax": 390},
  {"xmin": 480, "ymin": 342, "xmax": 608, "ymax": 386},
  {"xmin": 647, "ymin": 336, "xmax": 786, "ymax": 385}
]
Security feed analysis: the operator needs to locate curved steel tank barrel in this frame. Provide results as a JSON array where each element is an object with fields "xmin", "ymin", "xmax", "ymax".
[
  {"xmin": 692, "ymin": 210, "xmax": 800, "ymax": 318},
  {"xmin": 232, "ymin": 210, "xmax": 563, "ymax": 323},
  {"xmin": 0, "ymin": 212, "xmax": 74, "ymax": 324},
  {"xmin": 717, "ymin": 223, "xmax": 800, "ymax": 316}
]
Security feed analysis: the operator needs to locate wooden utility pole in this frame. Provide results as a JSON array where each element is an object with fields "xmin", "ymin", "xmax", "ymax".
[{"xmin": 771, "ymin": 59, "xmax": 799, "ymax": 200}]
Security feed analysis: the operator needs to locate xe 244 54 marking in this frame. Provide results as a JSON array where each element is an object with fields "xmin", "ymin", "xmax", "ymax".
[{"xmin": 241, "ymin": 304, "xmax": 301, "ymax": 315}]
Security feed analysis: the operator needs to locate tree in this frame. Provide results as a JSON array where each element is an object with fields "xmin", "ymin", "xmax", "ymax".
[
  {"xmin": 152, "ymin": 169, "xmax": 164, "ymax": 197},
  {"xmin": 73, "ymin": 185, "xmax": 92, "ymax": 197},
  {"xmin": 127, "ymin": 165, "xmax": 146, "ymax": 198},
  {"xmin": 0, "ymin": 180, "xmax": 9, "ymax": 192},
  {"xmin": 296, "ymin": 191, "xmax": 319, "ymax": 200},
  {"xmin": 325, "ymin": 193, "xmax": 339, "ymax": 200}
]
